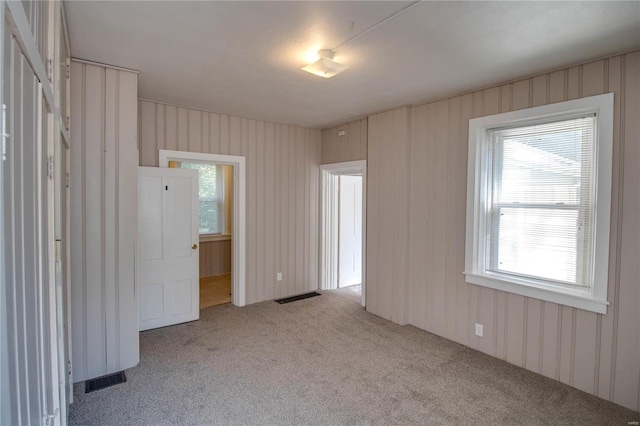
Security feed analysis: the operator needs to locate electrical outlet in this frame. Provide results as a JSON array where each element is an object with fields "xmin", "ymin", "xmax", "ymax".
[
  {"xmin": 475, "ymin": 323, "xmax": 483, "ymax": 337},
  {"xmin": 276, "ymin": 272, "xmax": 282, "ymax": 281}
]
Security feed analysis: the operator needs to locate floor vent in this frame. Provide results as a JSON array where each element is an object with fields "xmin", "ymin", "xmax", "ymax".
[
  {"xmin": 85, "ymin": 371, "xmax": 127, "ymax": 393},
  {"xmin": 275, "ymin": 292, "xmax": 321, "ymax": 304}
]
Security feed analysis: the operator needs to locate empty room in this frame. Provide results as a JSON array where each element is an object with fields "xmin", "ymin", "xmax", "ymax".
[{"xmin": 1, "ymin": 1, "xmax": 640, "ymax": 425}]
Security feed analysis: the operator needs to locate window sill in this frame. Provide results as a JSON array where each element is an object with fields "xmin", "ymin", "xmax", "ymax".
[
  {"xmin": 464, "ymin": 272, "xmax": 608, "ymax": 314},
  {"xmin": 200, "ymin": 234, "xmax": 232, "ymax": 243}
]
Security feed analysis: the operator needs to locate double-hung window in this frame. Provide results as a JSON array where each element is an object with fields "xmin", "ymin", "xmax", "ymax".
[{"xmin": 464, "ymin": 93, "xmax": 614, "ymax": 314}]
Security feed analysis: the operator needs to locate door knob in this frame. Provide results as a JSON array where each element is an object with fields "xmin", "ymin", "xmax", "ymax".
[{"xmin": 192, "ymin": 244, "xmax": 198, "ymax": 250}]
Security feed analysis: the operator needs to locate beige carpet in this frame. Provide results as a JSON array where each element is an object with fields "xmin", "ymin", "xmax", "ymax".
[
  {"xmin": 334, "ymin": 284, "xmax": 362, "ymax": 303},
  {"xmin": 69, "ymin": 291, "xmax": 638, "ymax": 425}
]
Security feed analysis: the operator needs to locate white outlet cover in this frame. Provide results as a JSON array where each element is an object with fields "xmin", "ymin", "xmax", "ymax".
[
  {"xmin": 277, "ymin": 272, "xmax": 282, "ymax": 281},
  {"xmin": 475, "ymin": 323, "xmax": 483, "ymax": 337}
]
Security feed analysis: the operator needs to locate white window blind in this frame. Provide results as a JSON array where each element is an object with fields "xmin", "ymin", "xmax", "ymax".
[
  {"xmin": 180, "ymin": 162, "xmax": 225, "ymax": 234},
  {"xmin": 486, "ymin": 116, "xmax": 595, "ymax": 287}
]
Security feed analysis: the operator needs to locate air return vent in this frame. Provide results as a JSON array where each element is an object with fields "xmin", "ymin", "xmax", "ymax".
[
  {"xmin": 85, "ymin": 371, "xmax": 127, "ymax": 393},
  {"xmin": 275, "ymin": 292, "xmax": 321, "ymax": 304}
]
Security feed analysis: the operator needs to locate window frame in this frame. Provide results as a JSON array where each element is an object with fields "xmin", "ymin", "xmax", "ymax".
[
  {"xmin": 172, "ymin": 161, "xmax": 231, "ymax": 238},
  {"xmin": 185, "ymin": 162, "xmax": 226, "ymax": 236},
  {"xmin": 464, "ymin": 93, "xmax": 614, "ymax": 314}
]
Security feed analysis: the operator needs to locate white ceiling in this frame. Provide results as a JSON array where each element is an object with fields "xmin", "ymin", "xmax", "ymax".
[{"xmin": 64, "ymin": 1, "xmax": 640, "ymax": 129}]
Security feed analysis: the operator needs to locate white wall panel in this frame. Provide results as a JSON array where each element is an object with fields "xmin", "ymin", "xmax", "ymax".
[
  {"xmin": 359, "ymin": 52, "xmax": 640, "ymax": 411},
  {"xmin": 321, "ymin": 119, "xmax": 367, "ymax": 165},
  {"xmin": 138, "ymin": 100, "xmax": 321, "ymax": 304},
  {"xmin": 366, "ymin": 107, "xmax": 411, "ymax": 324},
  {"xmin": 200, "ymin": 240, "xmax": 231, "ymax": 277},
  {"xmin": 70, "ymin": 60, "xmax": 139, "ymax": 382}
]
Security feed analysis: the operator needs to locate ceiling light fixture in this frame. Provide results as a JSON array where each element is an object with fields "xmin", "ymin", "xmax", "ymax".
[
  {"xmin": 301, "ymin": 49, "xmax": 347, "ymax": 78},
  {"xmin": 299, "ymin": 1, "xmax": 423, "ymax": 79}
]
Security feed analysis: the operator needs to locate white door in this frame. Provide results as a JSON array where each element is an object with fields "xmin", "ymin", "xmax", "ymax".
[
  {"xmin": 339, "ymin": 175, "xmax": 363, "ymax": 288},
  {"xmin": 138, "ymin": 167, "xmax": 200, "ymax": 331}
]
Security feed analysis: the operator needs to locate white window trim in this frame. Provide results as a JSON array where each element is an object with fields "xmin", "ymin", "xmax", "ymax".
[
  {"xmin": 171, "ymin": 161, "xmax": 229, "ymax": 235},
  {"xmin": 464, "ymin": 93, "xmax": 614, "ymax": 314}
]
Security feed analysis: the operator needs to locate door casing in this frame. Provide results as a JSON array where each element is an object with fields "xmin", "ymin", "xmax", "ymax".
[
  {"xmin": 319, "ymin": 160, "xmax": 367, "ymax": 307},
  {"xmin": 159, "ymin": 150, "xmax": 247, "ymax": 307}
]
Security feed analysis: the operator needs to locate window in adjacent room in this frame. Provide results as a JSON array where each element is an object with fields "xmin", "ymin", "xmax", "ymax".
[
  {"xmin": 169, "ymin": 161, "xmax": 231, "ymax": 236},
  {"xmin": 464, "ymin": 93, "xmax": 614, "ymax": 314}
]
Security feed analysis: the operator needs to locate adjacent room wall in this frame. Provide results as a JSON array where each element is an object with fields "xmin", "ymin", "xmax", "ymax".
[
  {"xmin": 364, "ymin": 51, "xmax": 640, "ymax": 411},
  {"xmin": 321, "ymin": 118, "xmax": 368, "ymax": 164},
  {"xmin": 200, "ymin": 239, "xmax": 231, "ymax": 277},
  {"xmin": 138, "ymin": 100, "xmax": 321, "ymax": 304},
  {"xmin": 70, "ymin": 60, "xmax": 140, "ymax": 382}
]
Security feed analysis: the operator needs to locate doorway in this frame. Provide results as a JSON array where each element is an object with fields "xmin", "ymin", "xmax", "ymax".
[
  {"xmin": 168, "ymin": 162, "xmax": 233, "ymax": 309},
  {"xmin": 319, "ymin": 161, "xmax": 367, "ymax": 306},
  {"xmin": 159, "ymin": 150, "xmax": 247, "ymax": 308}
]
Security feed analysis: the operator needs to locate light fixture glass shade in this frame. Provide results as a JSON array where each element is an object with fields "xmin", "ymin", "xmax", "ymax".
[{"xmin": 301, "ymin": 56, "xmax": 348, "ymax": 78}]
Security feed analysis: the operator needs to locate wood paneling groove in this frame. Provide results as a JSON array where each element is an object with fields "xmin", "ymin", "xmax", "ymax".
[
  {"xmin": 522, "ymin": 298, "xmax": 529, "ymax": 368},
  {"xmin": 594, "ymin": 312, "xmax": 602, "ymax": 394},
  {"xmin": 569, "ymin": 308, "xmax": 577, "ymax": 386},
  {"xmin": 555, "ymin": 305, "xmax": 562, "ymax": 380},
  {"xmin": 138, "ymin": 100, "xmax": 321, "ymax": 304}
]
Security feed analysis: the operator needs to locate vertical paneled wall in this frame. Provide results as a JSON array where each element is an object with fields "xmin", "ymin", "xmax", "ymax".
[
  {"xmin": 321, "ymin": 118, "xmax": 367, "ymax": 164},
  {"xmin": 366, "ymin": 107, "xmax": 411, "ymax": 324},
  {"xmin": 2, "ymin": 1, "xmax": 72, "ymax": 423},
  {"xmin": 200, "ymin": 240, "xmax": 232, "ymax": 277},
  {"xmin": 138, "ymin": 100, "xmax": 321, "ymax": 304},
  {"xmin": 365, "ymin": 52, "xmax": 640, "ymax": 411},
  {"xmin": 2, "ymin": 26, "xmax": 51, "ymax": 425},
  {"xmin": 70, "ymin": 61, "xmax": 139, "ymax": 382}
]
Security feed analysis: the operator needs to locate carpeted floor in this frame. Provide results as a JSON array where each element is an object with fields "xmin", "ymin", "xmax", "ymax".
[
  {"xmin": 69, "ymin": 291, "xmax": 638, "ymax": 425},
  {"xmin": 334, "ymin": 284, "xmax": 362, "ymax": 303}
]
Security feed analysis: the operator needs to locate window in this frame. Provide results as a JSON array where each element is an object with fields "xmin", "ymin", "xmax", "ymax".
[
  {"xmin": 465, "ymin": 93, "xmax": 613, "ymax": 314},
  {"xmin": 173, "ymin": 162, "xmax": 229, "ymax": 235}
]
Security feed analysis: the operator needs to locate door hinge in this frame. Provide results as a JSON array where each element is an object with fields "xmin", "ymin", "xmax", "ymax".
[
  {"xmin": 43, "ymin": 408, "xmax": 59, "ymax": 425},
  {"xmin": 2, "ymin": 104, "xmax": 7, "ymax": 161},
  {"xmin": 66, "ymin": 172, "xmax": 70, "ymax": 188},
  {"xmin": 47, "ymin": 156, "xmax": 55, "ymax": 180},
  {"xmin": 47, "ymin": 59, "xmax": 54, "ymax": 83},
  {"xmin": 66, "ymin": 61, "xmax": 70, "ymax": 79}
]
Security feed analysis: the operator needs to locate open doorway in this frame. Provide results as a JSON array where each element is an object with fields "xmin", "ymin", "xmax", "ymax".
[
  {"xmin": 320, "ymin": 161, "xmax": 367, "ymax": 306},
  {"xmin": 159, "ymin": 150, "xmax": 247, "ymax": 308},
  {"xmin": 168, "ymin": 162, "xmax": 233, "ymax": 309}
]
